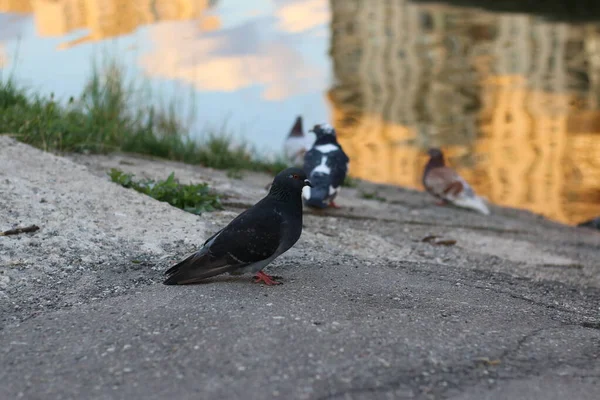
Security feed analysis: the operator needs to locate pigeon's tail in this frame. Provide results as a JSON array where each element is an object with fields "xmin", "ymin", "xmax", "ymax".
[
  {"xmin": 302, "ymin": 173, "xmax": 331, "ymax": 208},
  {"xmin": 288, "ymin": 116, "xmax": 304, "ymax": 138},
  {"xmin": 163, "ymin": 249, "xmax": 238, "ymax": 285},
  {"xmin": 451, "ymin": 194, "xmax": 490, "ymax": 215}
]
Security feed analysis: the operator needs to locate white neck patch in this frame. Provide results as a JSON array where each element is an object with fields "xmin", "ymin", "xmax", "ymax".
[{"xmin": 315, "ymin": 144, "xmax": 339, "ymax": 154}]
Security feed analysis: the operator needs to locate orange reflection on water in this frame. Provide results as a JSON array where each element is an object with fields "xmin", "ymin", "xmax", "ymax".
[
  {"xmin": 0, "ymin": 0, "xmax": 32, "ymax": 13},
  {"xmin": 329, "ymin": 0, "xmax": 600, "ymax": 224},
  {"xmin": 2, "ymin": 0, "xmax": 214, "ymax": 49}
]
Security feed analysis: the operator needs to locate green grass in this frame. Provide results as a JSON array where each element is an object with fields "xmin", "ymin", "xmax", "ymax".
[
  {"xmin": 0, "ymin": 59, "xmax": 287, "ymax": 175},
  {"xmin": 342, "ymin": 176, "xmax": 359, "ymax": 188},
  {"xmin": 359, "ymin": 190, "xmax": 387, "ymax": 202},
  {"xmin": 109, "ymin": 169, "xmax": 222, "ymax": 215}
]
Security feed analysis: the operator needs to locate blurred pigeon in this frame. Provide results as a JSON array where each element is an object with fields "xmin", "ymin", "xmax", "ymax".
[
  {"xmin": 577, "ymin": 216, "xmax": 600, "ymax": 230},
  {"xmin": 283, "ymin": 116, "xmax": 315, "ymax": 166},
  {"xmin": 422, "ymin": 148, "xmax": 490, "ymax": 215},
  {"xmin": 302, "ymin": 123, "xmax": 349, "ymax": 209},
  {"xmin": 164, "ymin": 167, "xmax": 312, "ymax": 286}
]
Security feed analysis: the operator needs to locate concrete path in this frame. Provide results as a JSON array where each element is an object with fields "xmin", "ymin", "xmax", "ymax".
[{"xmin": 1, "ymin": 137, "xmax": 599, "ymax": 399}]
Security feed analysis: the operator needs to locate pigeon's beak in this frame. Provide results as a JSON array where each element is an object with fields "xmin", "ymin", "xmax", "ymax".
[{"xmin": 304, "ymin": 179, "xmax": 313, "ymax": 188}]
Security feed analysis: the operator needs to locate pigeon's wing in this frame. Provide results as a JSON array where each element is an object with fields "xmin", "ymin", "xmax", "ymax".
[
  {"xmin": 201, "ymin": 227, "xmax": 225, "ymax": 247},
  {"xmin": 327, "ymin": 148, "xmax": 350, "ymax": 189},
  {"xmin": 164, "ymin": 199, "xmax": 283, "ymax": 284},
  {"xmin": 424, "ymin": 167, "xmax": 489, "ymax": 213},
  {"xmin": 303, "ymin": 147, "xmax": 323, "ymax": 176},
  {"xmin": 209, "ymin": 202, "xmax": 284, "ymax": 264},
  {"xmin": 424, "ymin": 167, "xmax": 465, "ymax": 199}
]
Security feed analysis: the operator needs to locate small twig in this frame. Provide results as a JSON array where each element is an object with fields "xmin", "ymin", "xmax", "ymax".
[
  {"xmin": 434, "ymin": 239, "xmax": 457, "ymax": 246},
  {"xmin": 0, "ymin": 225, "xmax": 40, "ymax": 236},
  {"xmin": 316, "ymin": 231, "xmax": 337, "ymax": 237},
  {"xmin": 419, "ymin": 235, "xmax": 457, "ymax": 246}
]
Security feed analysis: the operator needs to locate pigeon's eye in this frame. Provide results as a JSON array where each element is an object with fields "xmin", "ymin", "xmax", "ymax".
[{"xmin": 290, "ymin": 174, "xmax": 300, "ymax": 179}]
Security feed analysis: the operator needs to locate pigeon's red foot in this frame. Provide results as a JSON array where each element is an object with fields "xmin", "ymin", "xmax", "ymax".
[
  {"xmin": 435, "ymin": 199, "xmax": 448, "ymax": 206},
  {"xmin": 253, "ymin": 271, "xmax": 282, "ymax": 286},
  {"xmin": 329, "ymin": 201, "xmax": 341, "ymax": 209}
]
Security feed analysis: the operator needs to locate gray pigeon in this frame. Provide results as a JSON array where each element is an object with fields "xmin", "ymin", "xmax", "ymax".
[
  {"xmin": 163, "ymin": 167, "xmax": 312, "ymax": 286},
  {"xmin": 283, "ymin": 116, "xmax": 315, "ymax": 166},
  {"xmin": 302, "ymin": 123, "xmax": 349, "ymax": 209}
]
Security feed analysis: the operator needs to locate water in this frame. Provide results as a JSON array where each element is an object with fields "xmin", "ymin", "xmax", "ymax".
[{"xmin": 1, "ymin": 0, "xmax": 599, "ymax": 225}]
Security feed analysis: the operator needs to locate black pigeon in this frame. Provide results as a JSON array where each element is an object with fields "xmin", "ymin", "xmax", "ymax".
[
  {"xmin": 302, "ymin": 123, "xmax": 349, "ymax": 209},
  {"xmin": 164, "ymin": 167, "xmax": 312, "ymax": 286},
  {"xmin": 577, "ymin": 216, "xmax": 600, "ymax": 231}
]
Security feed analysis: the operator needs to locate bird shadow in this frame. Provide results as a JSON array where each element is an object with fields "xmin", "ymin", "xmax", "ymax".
[{"xmin": 166, "ymin": 274, "xmax": 285, "ymax": 286}]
